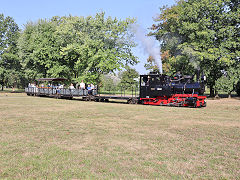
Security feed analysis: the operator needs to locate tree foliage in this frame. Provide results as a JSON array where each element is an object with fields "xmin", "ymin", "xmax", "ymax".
[
  {"xmin": 18, "ymin": 12, "xmax": 138, "ymax": 84},
  {"xmin": 18, "ymin": 19, "xmax": 62, "ymax": 82},
  {"xmin": 215, "ymin": 64, "xmax": 240, "ymax": 97},
  {"xmin": 144, "ymin": 56, "xmax": 160, "ymax": 73},
  {"xmin": 150, "ymin": 0, "xmax": 240, "ymax": 96},
  {"xmin": 0, "ymin": 14, "xmax": 21, "ymax": 90},
  {"xmin": 100, "ymin": 73, "xmax": 120, "ymax": 92},
  {"xmin": 119, "ymin": 66, "xmax": 139, "ymax": 90}
]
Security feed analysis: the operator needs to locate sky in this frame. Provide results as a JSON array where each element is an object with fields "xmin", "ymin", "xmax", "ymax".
[{"xmin": 0, "ymin": 0, "xmax": 175, "ymax": 74}]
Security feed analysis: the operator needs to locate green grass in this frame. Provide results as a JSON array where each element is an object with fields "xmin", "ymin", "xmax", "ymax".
[
  {"xmin": 0, "ymin": 93, "xmax": 239, "ymax": 179},
  {"xmin": 0, "ymin": 88, "xmax": 24, "ymax": 93}
]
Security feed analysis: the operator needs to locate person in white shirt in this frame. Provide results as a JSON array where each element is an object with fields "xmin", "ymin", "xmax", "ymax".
[
  {"xmin": 69, "ymin": 83, "xmax": 75, "ymax": 89},
  {"xmin": 58, "ymin": 84, "xmax": 64, "ymax": 88},
  {"xmin": 80, "ymin": 80, "xmax": 85, "ymax": 89}
]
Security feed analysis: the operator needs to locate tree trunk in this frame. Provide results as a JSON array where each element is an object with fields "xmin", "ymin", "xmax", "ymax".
[
  {"xmin": 215, "ymin": 90, "xmax": 219, "ymax": 98},
  {"xmin": 228, "ymin": 92, "xmax": 231, "ymax": 98},
  {"xmin": 210, "ymin": 85, "xmax": 215, "ymax": 97},
  {"xmin": 1, "ymin": 83, "xmax": 4, "ymax": 91}
]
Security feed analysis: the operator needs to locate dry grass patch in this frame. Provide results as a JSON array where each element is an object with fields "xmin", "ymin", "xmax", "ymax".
[{"xmin": 0, "ymin": 94, "xmax": 239, "ymax": 179}]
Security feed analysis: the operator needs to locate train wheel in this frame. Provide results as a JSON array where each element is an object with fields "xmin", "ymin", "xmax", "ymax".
[
  {"xmin": 127, "ymin": 99, "xmax": 132, "ymax": 104},
  {"xmin": 95, "ymin": 98, "xmax": 99, "ymax": 102},
  {"xmin": 202, "ymin": 101, "xmax": 207, "ymax": 107},
  {"xmin": 127, "ymin": 99, "xmax": 137, "ymax": 104},
  {"xmin": 132, "ymin": 99, "xmax": 138, "ymax": 104},
  {"xmin": 90, "ymin": 95, "xmax": 96, "ymax": 101}
]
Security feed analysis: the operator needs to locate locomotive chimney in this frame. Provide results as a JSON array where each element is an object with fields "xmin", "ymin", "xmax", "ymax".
[{"xmin": 149, "ymin": 71, "xmax": 158, "ymax": 75}]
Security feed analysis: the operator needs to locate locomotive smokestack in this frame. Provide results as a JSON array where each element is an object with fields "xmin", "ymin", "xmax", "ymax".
[{"xmin": 149, "ymin": 71, "xmax": 158, "ymax": 75}]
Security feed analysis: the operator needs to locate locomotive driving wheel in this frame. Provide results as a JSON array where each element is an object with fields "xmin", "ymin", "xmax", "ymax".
[{"xmin": 127, "ymin": 98, "xmax": 137, "ymax": 104}]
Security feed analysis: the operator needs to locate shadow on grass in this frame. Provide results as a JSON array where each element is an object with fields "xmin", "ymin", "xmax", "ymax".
[
  {"xmin": 0, "ymin": 89, "xmax": 25, "ymax": 93},
  {"xmin": 206, "ymin": 93, "xmax": 240, "ymax": 100},
  {"xmin": 72, "ymin": 97, "xmax": 129, "ymax": 104}
]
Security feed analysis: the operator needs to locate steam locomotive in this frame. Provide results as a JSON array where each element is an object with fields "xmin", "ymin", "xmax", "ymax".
[{"xmin": 139, "ymin": 72, "xmax": 207, "ymax": 107}]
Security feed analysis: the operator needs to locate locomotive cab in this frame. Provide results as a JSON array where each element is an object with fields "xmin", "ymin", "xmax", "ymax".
[{"xmin": 140, "ymin": 74, "xmax": 171, "ymax": 98}]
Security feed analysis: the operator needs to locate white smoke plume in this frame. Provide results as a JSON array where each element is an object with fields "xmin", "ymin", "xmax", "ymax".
[{"xmin": 130, "ymin": 24, "xmax": 162, "ymax": 74}]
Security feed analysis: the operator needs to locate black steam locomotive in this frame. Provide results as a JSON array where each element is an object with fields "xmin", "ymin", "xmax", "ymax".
[{"xmin": 139, "ymin": 72, "xmax": 206, "ymax": 107}]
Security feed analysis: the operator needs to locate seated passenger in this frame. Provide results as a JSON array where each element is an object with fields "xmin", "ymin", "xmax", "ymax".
[
  {"xmin": 58, "ymin": 84, "xmax": 64, "ymax": 88},
  {"xmin": 69, "ymin": 83, "xmax": 75, "ymax": 89},
  {"xmin": 87, "ymin": 84, "xmax": 92, "ymax": 95},
  {"xmin": 80, "ymin": 80, "xmax": 85, "ymax": 89}
]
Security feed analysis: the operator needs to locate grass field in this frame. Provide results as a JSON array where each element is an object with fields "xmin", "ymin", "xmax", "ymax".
[{"xmin": 0, "ymin": 93, "xmax": 239, "ymax": 179}]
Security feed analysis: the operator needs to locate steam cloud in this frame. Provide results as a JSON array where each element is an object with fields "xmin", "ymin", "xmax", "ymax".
[{"xmin": 130, "ymin": 24, "xmax": 163, "ymax": 74}]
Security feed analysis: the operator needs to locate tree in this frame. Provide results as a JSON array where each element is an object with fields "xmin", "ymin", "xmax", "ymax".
[
  {"xmin": 18, "ymin": 12, "xmax": 138, "ymax": 85},
  {"xmin": 100, "ymin": 73, "xmax": 120, "ymax": 92},
  {"xmin": 150, "ymin": 0, "xmax": 240, "ymax": 96},
  {"xmin": 0, "ymin": 14, "xmax": 20, "ymax": 90},
  {"xmin": 119, "ymin": 66, "xmax": 139, "ymax": 90},
  {"xmin": 236, "ymin": 81, "xmax": 240, "ymax": 96},
  {"xmin": 144, "ymin": 56, "xmax": 160, "ymax": 73},
  {"xmin": 215, "ymin": 64, "xmax": 240, "ymax": 97},
  {"xmin": 18, "ymin": 19, "xmax": 64, "ymax": 82}
]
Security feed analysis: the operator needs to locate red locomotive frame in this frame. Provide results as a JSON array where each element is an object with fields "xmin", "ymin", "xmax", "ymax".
[{"xmin": 140, "ymin": 94, "xmax": 206, "ymax": 107}]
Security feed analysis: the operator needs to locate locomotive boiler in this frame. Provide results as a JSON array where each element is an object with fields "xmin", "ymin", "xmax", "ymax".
[{"xmin": 139, "ymin": 72, "xmax": 207, "ymax": 107}]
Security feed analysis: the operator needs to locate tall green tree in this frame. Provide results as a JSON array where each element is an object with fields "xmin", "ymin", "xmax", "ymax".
[
  {"xmin": 150, "ymin": 0, "xmax": 240, "ymax": 96},
  {"xmin": 119, "ymin": 66, "xmax": 139, "ymax": 90},
  {"xmin": 18, "ymin": 19, "xmax": 63, "ymax": 82},
  {"xmin": 0, "ymin": 14, "xmax": 20, "ymax": 90},
  {"xmin": 18, "ymin": 12, "xmax": 138, "ymax": 84},
  {"xmin": 215, "ymin": 64, "xmax": 240, "ymax": 97},
  {"xmin": 100, "ymin": 73, "xmax": 120, "ymax": 92}
]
